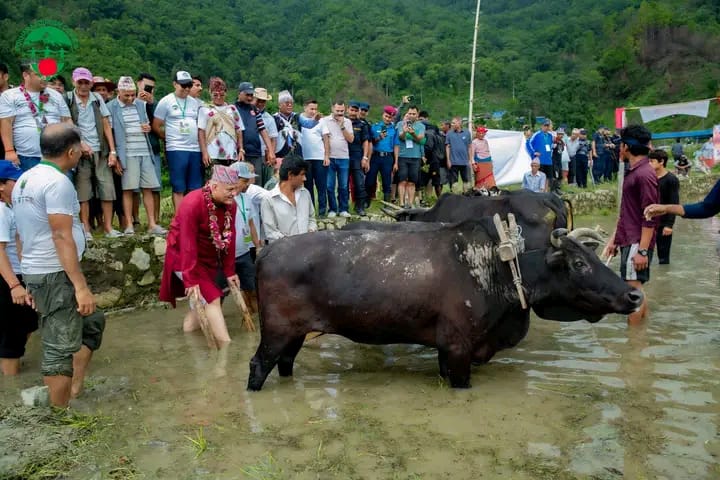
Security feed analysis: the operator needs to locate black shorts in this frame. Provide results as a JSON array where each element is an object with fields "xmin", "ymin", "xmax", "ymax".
[
  {"xmin": 397, "ymin": 157, "xmax": 420, "ymax": 184},
  {"xmin": 419, "ymin": 161, "xmax": 441, "ymax": 187},
  {"xmin": 0, "ymin": 275, "xmax": 39, "ymax": 359},
  {"xmin": 450, "ymin": 165, "xmax": 469, "ymax": 183},
  {"xmin": 235, "ymin": 252, "xmax": 257, "ymax": 291},
  {"xmin": 619, "ymin": 244, "xmax": 653, "ymax": 284}
]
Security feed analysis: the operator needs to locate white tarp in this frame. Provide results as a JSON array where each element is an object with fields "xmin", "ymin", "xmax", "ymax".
[
  {"xmin": 639, "ymin": 99, "xmax": 710, "ymax": 123},
  {"xmin": 485, "ymin": 129, "xmax": 533, "ymax": 186}
]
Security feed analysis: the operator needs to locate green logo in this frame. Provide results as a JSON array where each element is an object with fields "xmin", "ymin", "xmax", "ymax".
[{"xmin": 14, "ymin": 20, "xmax": 78, "ymax": 79}]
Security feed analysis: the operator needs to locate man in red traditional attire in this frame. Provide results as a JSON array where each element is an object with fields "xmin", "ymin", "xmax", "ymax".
[{"xmin": 160, "ymin": 165, "xmax": 241, "ymax": 348}]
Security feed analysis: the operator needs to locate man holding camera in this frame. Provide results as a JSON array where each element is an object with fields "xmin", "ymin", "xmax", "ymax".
[
  {"xmin": 367, "ymin": 106, "xmax": 398, "ymax": 203},
  {"xmin": 394, "ymin": 106, "xmax": 425, "ymax": 208}
]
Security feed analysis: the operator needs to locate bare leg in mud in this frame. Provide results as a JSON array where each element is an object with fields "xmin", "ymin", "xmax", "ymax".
[
  {"xmin": 1, "ymin": 358, "xmax": 20, "ymax": 375},
  {"xmin": 71, "ymin": 345, "xmax": 93, "ymax": 398},
  {"xmin": 44, "ymin": 375, "xmax": 72, "ymax": 407},
  {"xmin": 183, "ymin": 299, "xmax": 231, "ymax": 348},
  {"xmin": 626, "ymin": 280, "xmax": 648, "ymax": 325}
]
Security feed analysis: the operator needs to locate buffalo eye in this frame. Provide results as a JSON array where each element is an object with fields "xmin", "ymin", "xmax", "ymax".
[{"xmin": 573, "ymin": 260, "xmax": 586, "ymax": 269}]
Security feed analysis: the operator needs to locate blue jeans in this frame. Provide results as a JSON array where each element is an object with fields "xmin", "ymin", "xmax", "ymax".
[
  {"xmin": 18, "ymin": 155, "xmax": 40, "ymax": 172},
  {"xmin": 304, "ymin": 159, "xmax": 328, "ymax": 216},
  {"xmin": 326, "ymin": 158, "xmax": 349, "ymax": 213},
  {"xmin": 366, "ymin": 152, "xmax": 394, "ymax": 198}
]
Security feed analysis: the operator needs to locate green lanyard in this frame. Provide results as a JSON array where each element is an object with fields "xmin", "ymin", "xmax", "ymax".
[
  {"xmin": 39, "ymin": 160, "xmax": 63, "ymax": 174},
  {"xmin": 239, "ymin": 195, "xmax": 247, "ymax": 223},
  {"xmin": 174, "ymin": 95, "xmax": 187, "ymax": 119}
]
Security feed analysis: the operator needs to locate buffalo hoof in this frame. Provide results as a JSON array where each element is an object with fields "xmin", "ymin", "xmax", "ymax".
[{"xmin": 247, "ymin": 382, "xmax": 263, "ymax": 392}]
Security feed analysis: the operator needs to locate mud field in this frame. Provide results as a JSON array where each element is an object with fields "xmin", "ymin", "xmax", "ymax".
[{"xmin": 1, "ymin": 217, "xmax": 719, "ymax": 479}]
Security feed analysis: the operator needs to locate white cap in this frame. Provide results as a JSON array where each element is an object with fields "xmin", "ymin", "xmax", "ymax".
[
  {"xmin": 117, "ymin": 76, "xmax": 136, "ymax": 91},
  {"xmin": 175, "ymin": 71, "xmax": 192, "ymax": 84}
]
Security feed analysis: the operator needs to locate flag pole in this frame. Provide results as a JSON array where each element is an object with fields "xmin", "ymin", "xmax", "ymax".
[{"xmin": 468, "ymin": 0, "xmax": 482, "ymax": 130}]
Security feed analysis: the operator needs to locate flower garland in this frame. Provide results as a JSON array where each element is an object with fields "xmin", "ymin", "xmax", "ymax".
[
  {"xmin": 19, "ymin": 85, "xmax": 49, "ymax": 117},
  {"xmin": 202, "ymin": 184, "xmax": 232, "ymax": 254}
]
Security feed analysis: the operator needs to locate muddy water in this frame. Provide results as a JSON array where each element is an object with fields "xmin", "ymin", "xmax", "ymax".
[{"xmin": 2, "ymin": 216, "xmax": 720, "ymax": 479}]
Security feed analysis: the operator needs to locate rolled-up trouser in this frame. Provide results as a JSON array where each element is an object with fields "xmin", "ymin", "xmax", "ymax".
[{"xmin": 24, "ymin": 271, "xmax": 105, "ymax": 377}]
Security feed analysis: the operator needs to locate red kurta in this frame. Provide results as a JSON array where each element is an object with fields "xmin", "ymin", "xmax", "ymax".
[{"xmin": 159, "ymin": 188, "xmax": 237, "ymax": 307}]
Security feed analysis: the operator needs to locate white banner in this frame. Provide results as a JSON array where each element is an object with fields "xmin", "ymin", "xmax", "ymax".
[
  {"xmin": 485, "ymin": 129, "xmax": 532, "ymax": 186},
  {"xmin": 639, "ymin": 99, "xmax": 710, "ymax": 123}
]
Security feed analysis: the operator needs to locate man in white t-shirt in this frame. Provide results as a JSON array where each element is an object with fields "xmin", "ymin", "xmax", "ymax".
[
  {"xmin": 198, "ymin": 76, "xmax": 245, "ymax": 167},
  {"xmin": 298, "ymin": 99, "xmax": 326, "ymax": 214},
  {"xmin": 321, "ymin": 101, "xmax": 354, "ymax": 217},
  {"xmin": 0, "ymin": 63, "xmax": 72, "ymax": 171},
  {"xmin": 0, "ymin": 160, "xmax": 38, "ymax": 376},
  {"xmin": 12, "ymin": 124, "xmax": 105, "ymax": 407},
  {"xmin": 152, "ymin": 71, "xmax": 202, "ymax": 210},
  {"xmin": 230, "ymin": 162, "xmax": 262, "ymax": 313}
]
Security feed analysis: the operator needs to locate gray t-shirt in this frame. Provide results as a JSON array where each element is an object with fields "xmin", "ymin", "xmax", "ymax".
[
  {"xmin": 445, "ymin": 129, "xmax": 472, "ymax": 166},
  {"xmin": 74, "ymin": 91, "xmax": 109, "ymax": 151}
]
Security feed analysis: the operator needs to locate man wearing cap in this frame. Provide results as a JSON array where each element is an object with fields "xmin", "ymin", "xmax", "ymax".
[
  {"xmin": 159, "ymin": 165, "xmax": 240, "ymax": 348},
  {"xmin": 230, "ymin": 162, "xmax": 262, "ymax": 313},
  {"xmin": 0, "ymin": 63, "xmax": 72, "ymax": 171},
  {"xmin": 591, "ymin": 126, "xmax": 612, "ymax": 183},
  {"xmin": 367, "ymin": 106, "xmax": 398, "ymax": 203},
  {"xmin": 445, "ymin": 116, "xmax": 471, "ymax": 193},
  {"xmin": 527, "ymin": 120, "xmax": 554, "ymax": 189},
  {"xmin": 107, "ymin": 76, "xmax": 165, "ymax": 236},
  {"xmin": 13, "ymin": 124, "xmax": 106, "ymax": 406},
  {"xmin": 347, "ymin": 101, "xmax": 370, "ymax": 216},
  {"xmin": 261, "ymin": 156, "xmax": 316, "ymax": 241},
  {"xmin": 198, "ymin": 76, "xmax": 245, "ymax": 168},
  {"xmin": 235, "ymin": 82, "xmax": 276, "ymax": 189},
  {"xmin": 153, "ymin": 71, "xmax": 203, "ymax": 211},
  {"xmin": 602, "ymin": 125, "xmax": 658, "ymax": 325},
  {"xmin": 91, "ymin": 77, "xmax": 116, "ymax": 103},
  {"xmin": 522, "ymin": 159, "xmax": 546, "ymax": 192},
  {"xmin": 66, "ymin": 67, "xmax": 121, "ymax": 239},
  {"xmin": 253, "ymin": 88, "xmax": 279, "ymax": 185},
  {"xmin": 0, "ymin": 160, "xmax": 38, "ymax": 375}
]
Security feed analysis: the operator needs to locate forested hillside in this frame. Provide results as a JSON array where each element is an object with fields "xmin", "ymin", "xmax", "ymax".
[{"xmin": 1, "ymin": 0, "xmax": 719, "ymax": 129}]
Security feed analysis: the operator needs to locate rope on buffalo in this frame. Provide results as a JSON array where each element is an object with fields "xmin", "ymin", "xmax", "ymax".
[
  {"xmin": 229, "ymin": 284, "xmax": 257, "ymax": 332},
  {"xmin": 492, "ymin": 213, "xmax": 528, "ymax": 309}
]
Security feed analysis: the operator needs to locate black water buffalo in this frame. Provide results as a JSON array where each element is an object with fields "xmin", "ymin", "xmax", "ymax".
[
  {"xmin": 248, "ymin": 221, "xmax": 642, "ymax": 391},
  {"xmin": 382, "ymin": 191, "xmax": 574, "ymax": 249}
]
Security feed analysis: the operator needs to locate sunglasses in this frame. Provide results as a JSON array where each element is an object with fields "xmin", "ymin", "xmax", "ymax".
[
  {"xmin": 360, "ymin": 108, "xmax": 368, "ymax": 112},
  {"xmin": 179, "ymin": 83, "xmax": 192, "ymax": 89}
]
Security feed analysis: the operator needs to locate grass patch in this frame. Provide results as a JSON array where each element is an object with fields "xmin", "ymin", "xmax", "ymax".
[
  {"xmin": 509, "ymin": 455, "xmax": 576, "ymax": 480},
  {"xmin": 241, "ymin": 453, "xmax": 285, "ymax": 480},
  {"xmin": 185, "ymin": 426, "xmax": 209, "ymax": 458}
]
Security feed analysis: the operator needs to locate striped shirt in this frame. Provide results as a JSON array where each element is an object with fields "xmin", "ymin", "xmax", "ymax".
[{"xmin": 122, "ymin": 103, "xmax": 151, "ymax": 157}]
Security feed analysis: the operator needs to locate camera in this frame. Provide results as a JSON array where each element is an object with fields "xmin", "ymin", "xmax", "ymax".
[
  {"xmin": 406, "ymin": 95, "xmax": 415, "ymax": 102},
  {"xmin": 406, "ymin": 121, "xmax": 414, "ymax": 129},
  {"xmin": 143, "ymin": 84, "xmax": 154, "ymax": 93}
]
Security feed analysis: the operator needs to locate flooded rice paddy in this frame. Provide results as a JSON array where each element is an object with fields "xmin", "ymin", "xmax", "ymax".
[{"xmin": 1, "ymin": 216, "xmax": 719, "ymax": 479}]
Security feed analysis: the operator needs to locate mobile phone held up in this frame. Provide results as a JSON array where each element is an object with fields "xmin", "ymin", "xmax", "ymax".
[{"xmin": 143, "ymin": 84, "xmax": 154, "ymax": 93}]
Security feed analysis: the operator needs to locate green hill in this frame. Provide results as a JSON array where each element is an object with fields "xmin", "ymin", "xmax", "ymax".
[{"xmin": 1, "ymin": 0, "xmax": 719, "ymax": 130}]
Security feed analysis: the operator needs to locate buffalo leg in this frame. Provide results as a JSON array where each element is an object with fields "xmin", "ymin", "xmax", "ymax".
[
  {"xmin": 437, "ymin": 349, "xmax": 449, "ymax": 378},
  {"xmin": 247, "ymin": 338, "xmax": 287, "ymax": 391},
  {"xmin": 446, "ymin": 346, "xmax": 472, "ymax": 389},
  {"xmin": 277, "ymin": 336, "xmax": 305, "ymax": 377}
]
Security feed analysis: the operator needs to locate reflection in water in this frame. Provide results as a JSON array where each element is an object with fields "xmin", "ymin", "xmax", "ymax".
[{"xmin": 1, "ymin": 218, "xmax": 719, "ymax": 478}]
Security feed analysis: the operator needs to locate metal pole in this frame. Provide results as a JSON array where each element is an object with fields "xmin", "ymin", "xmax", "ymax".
[{"xmin": 468, "ymin": 0, "xmax": 481, "ymax": 130}]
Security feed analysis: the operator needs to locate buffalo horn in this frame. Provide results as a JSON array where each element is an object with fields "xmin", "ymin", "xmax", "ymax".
[
  {"xmin": 568, "ymin": 228, "xmax": 605, "ymax": 243},
  {"xmin": 380, "ymin": 207, "xmax": 399, "ymax": 218},
  {"xmin": 550, "ymin": 228, "xmax": 568, "ymax": 248}
]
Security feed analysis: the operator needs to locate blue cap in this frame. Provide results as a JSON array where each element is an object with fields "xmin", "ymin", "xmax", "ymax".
[
  {"xmin": 349, "ymin": 100, "xmax": 361, "ymax": 108},
  {"xmin": 229, "ymin": 161, "xmax": 258, "ymax": 179},
  {"xmin": 0, "ymin": 160, "xmax": 22, "ymax": 181},
  {"xmin": 359, "ymin": 102, "xmax": 370, "ymax": 110}
]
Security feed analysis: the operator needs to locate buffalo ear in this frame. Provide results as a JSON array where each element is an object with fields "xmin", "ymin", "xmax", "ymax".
[{"xmin": 581, "ymin": 240, "xmax": 601, "ymax": 251}]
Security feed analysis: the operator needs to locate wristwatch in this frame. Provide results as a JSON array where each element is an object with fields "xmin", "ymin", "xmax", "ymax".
[{"xmin": 638, "ymin": 249, "xmax": 648, "ymax": 257}]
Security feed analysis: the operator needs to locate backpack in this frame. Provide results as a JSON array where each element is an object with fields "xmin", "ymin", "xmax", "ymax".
[{"xmin": 424, "ymin": 128, "xmax": 446, "ymax": 163}]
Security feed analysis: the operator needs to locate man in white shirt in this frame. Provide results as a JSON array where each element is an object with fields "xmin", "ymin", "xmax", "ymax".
[
  {"xmin": 12, "ymin": 124, "xmax": 105, "ymax": 407},
  {"xmin": 231, "ymin": 162, "xmax": 262, "ymax": 312},
  {"xmin": 152, "ymin": 71, "xmax": 202, "ymax": 210},
  {"xmin": 321, "ymin": 101, "xmax": 354, "ymax": 217},
  {"xmin": 0, "ymin": 63, "xmax": 72, "ymax": 171},
  {"xmin": 298, "ymin": 99, "xmax": 327, "ymax": 214},
  {"xmin": 261, "ymin": 156, "xmax": 317, "ymax": 242}
]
